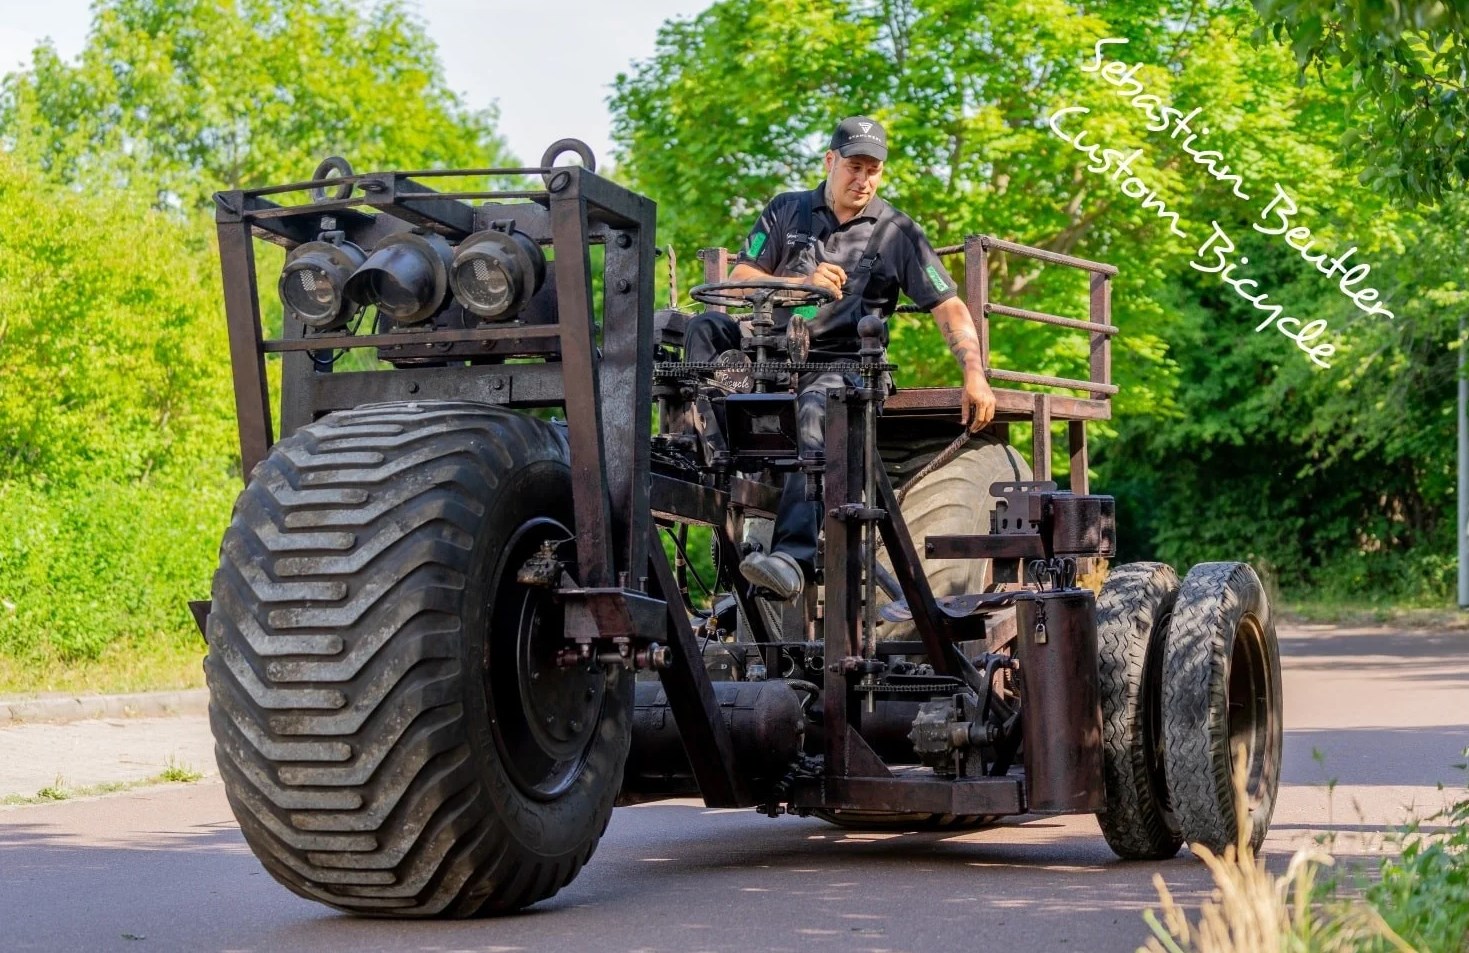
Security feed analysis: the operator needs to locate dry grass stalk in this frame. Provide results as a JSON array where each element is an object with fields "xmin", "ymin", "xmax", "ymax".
[{"xmin": 1139, "ymin": 745, "xmax": 1417, "ymax": 953}]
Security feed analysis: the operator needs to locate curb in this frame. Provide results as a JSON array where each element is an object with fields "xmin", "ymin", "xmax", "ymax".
[{"xmin": 0, "ymin": 689, "xmax": 209, "ymax": 726}]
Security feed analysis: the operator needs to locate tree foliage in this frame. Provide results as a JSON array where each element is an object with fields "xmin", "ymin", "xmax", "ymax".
[
  {"xmin": 0, "ymin": 156, "xmax": 231, "ymax": 486},
  {"xmin": 1253, "ymin": 0, "xmax": 1469, "ymax": 204},
  {"xmin": 0, "ymin": 154, "xmax": 237, "ymax": 664},
  {"xmin": 613, "ymin": 0, "xmax": 1457, "ymax": 601},
  {"xmin": 0, "ymin": 0, "xmax": 513, "ymax": 207},
  {"xmin": 612, "ymin": 0, "xmax": 1367, "ymax": 410},
  {"xmin": 0, "ymin": 0, "xmax": 515, "ymax": 673}
]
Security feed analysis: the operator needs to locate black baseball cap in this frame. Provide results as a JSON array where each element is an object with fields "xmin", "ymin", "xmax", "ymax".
[{"xmin": 830, "ymin": 116, "xmax": 887, "ymax": 161}]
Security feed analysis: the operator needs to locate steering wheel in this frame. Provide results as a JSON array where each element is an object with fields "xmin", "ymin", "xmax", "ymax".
[{"xmin": 689, "ymin": 278, "xmax": 837, "ymax": 311}]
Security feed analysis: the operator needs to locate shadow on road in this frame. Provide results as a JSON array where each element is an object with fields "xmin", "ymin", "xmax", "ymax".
[
  {"xmin": 1279, "ymin": 629, "xmax": 1469, "ymax": 690},
  {"xmin": 0, "ymin": 792, "xmax": 1217, "ymax": 953}
]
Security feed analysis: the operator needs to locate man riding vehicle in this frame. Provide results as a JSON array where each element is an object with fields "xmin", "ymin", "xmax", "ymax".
[{"xmin": 684, "ymin": 115, "xmax": 998, "ymax": 601}]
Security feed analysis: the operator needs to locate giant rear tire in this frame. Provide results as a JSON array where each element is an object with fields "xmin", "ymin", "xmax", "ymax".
[
  {"xmin": 1096, "ymin": 563, "xmax": 1184, "ymax": 860},
  {"xmin": 877, "ymin": 432, "xmax": 1030, "ymax": 641},
  {"xmin": 1162, "ymin": 562, "xmax": 1282, "ymax": 855},
  {"xmin": 205, "ymin": 401, "xmax": 631, "ymax": 917}
]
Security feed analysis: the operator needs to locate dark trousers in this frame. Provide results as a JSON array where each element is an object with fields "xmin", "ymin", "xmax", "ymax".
[{"xmin": 685, "ymin": 312, "xmax": 854, "ymax": 582}]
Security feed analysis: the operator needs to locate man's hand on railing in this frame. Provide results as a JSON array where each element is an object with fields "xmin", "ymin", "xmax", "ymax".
[
  {"xmin": 930, "ymin": 297, "xmax": 996, "ymax": 431},
  {"xmin": 962, "ymin": 364, "xmax": 997, "ymax": 432}
]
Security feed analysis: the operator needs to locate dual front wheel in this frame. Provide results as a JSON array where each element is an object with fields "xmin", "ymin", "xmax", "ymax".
[{"xmin": 1097, "ymin": 561, "xmax": 1283, "ymax": 859}]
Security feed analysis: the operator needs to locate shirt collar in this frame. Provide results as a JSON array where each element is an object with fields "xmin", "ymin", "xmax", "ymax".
[{"xmin": 811, "ymin": 183, "xmax": 887, "ymax": 223}]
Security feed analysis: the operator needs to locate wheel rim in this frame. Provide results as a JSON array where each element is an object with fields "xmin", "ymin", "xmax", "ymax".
[
  {"xmin": 486, "ymin": 517, "xmax": 605, "ymax": 800},
  {"xmin": 1227, "ymin": 613, "xmax": 1278, "ymax": 810}
]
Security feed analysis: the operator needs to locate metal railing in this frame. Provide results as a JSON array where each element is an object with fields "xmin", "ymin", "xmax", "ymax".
[{"xmin": 934, "ymin": 235, "xmax": 1118, "ymax": 402}]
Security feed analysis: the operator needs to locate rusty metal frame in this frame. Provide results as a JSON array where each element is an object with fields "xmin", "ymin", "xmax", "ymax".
[
  {"xmin": 215, "ymin": 166, "xmax": 1124, "ymax": 818},
  {"xmin": 214, "ymin": 160, "xmax": 763, "ymax": 805},
  {"xmin": 215, "ymin": 165, "xmax": 656, "ymax": 592},
  {"xmin": 674, "ymin": 234, "xmax": 1123, "ymax": 814}
]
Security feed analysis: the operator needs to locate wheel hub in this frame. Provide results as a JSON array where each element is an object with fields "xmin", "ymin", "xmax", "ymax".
[
  {"xmin": 487, "ymin": 518, "xmax": 605, "ymax": 800},
  {"xmin": 518, "ymin": 596, "xmax": 601, "ymax": 760}
]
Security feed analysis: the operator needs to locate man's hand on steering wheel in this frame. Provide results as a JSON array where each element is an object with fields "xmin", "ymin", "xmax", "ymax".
[
  {"xmin": 807, "ymin": 262, "xmax": 846, "ymax": 300},
  {"xmin": 689, "ymin": 276, "xmax": 837, "ymax": 311}
]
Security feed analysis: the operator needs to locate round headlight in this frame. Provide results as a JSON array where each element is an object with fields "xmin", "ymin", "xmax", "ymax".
[
  {"xmin": 459, "ymin": 255, "xmax": 515, "ymax": 315},
  {"xmin": 450, "ymin": 225, "xmax": 546, "ymax": 321},
  {"xmin": 343, "ymin": 231, "xmax": 454, "ymax": 325},
  {"xmin": 278, "ymin": 240, "xmax": 366, "ymax": 330}
]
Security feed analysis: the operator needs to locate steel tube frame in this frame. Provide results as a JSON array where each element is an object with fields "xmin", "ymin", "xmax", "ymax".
[
  {"xmin": 215, "ymin": 165, "xmax": 656, "ymax": 594},
  {"xmin": 219, "ymin": 173, "xmax": 1134, "ymax": 816}
]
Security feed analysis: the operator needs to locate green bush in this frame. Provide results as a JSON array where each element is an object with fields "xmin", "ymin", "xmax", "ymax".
[
  {"xmin": 1364, "ymin": 788, "xmax": 1469, "ymax": 951},
  {"xmin": 0, "ymin": 470, "xmax": 235, "ymax": 663},
  {"xmin": 0, "ymin": 156, "xmax": 239, "ymax": 675}
]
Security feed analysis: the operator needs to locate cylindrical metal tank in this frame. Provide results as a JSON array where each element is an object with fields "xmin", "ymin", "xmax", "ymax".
[
  {"xmin": 1015, "ymin": 589, "xmax": 1105, "ymax": 813},
  {"xmin": 622, "ymin": 679, "xmax": 806, "ymax": 799}
]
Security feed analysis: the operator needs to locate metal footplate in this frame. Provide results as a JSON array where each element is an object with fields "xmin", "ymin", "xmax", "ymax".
[{"xmin": 789, "ymin": 775, "xmax": 1026, "ymax": 816}]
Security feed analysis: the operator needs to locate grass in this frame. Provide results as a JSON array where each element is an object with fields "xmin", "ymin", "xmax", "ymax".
[
  {"xmin": 1142, "ymin": 749, "xmax": 1469, "ymax": 953},
  {"xmin": 0, "ymin": 636, "xmax": 205, "ymax": 697},
  {"xmin": 1279, "ymin": 597, "xmax": 1469, "ymax": 631},
  {"xmin": 1, "ymin": 760, "xmax": 206, "ymax": 808},
  {"xmin": 158, "ymin": 756, "xmax": 203, "ymax": 784}
]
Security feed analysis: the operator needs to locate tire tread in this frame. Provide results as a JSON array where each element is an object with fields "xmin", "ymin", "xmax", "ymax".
[
  {"xmin": 1096, "ymin": 562, "xmax": 1183, "ymax": 860},
  {"xmin": 207, "ymin": 401, "xmax": 614, "ymax": 916}
]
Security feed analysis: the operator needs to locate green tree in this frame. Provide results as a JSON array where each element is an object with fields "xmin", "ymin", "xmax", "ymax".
[
  {"xmin": 0, "ymin": 0, "xmax": 517, "ymax": 681},
  {"xmin": 0, "ymin": 156, "xmax": 230, "ymax": 486},
  {"xmin": 1, "ymin": 0, "xmax": 513, "ymax": 207},
  {"xmin": 0, "ymin": 153, "xmax": 237, "ymax": 667},
  {"xmin": 1252, "ymin": 0, "xmax": 1469, "ymax": 204},
  {"xmin": 610, "ymin": 0, "xmax": 1377, "ymax": 413}
]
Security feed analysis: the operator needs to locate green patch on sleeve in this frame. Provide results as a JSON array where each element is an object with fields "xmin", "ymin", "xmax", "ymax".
[
  {"xmin": 746, "ymin": 230, "xmax": 768, "ymax": 259},
  {"xmin": 925, "ymin": 264, "xmax": 950, "ymax": 293}
]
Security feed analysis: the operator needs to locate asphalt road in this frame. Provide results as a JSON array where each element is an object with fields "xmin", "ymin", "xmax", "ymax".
[{"xmin": 2, "ymin": 623, "xmax": 1466, "ymax": 953}]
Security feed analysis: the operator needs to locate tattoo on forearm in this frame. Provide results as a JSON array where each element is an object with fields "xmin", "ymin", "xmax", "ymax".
[{"xmin": 934, "ymin": 312, "xmax": 983, "ymax": 370}]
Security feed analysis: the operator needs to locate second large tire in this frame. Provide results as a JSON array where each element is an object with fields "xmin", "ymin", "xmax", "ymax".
[
  {"xmin": 1096, "ymin": 562, "xmax": 1183, "ymax": 860},
  {"xmin": 1163, "ymin": 562, "xmax": 1283, "ymax": 855},
  {"xmin": 205, "ymin": 400, "xmax": 631, "ymax": 917}
]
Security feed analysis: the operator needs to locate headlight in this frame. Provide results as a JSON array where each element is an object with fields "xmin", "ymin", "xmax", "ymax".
[
  {"xmin": 278, "ymin": 240, "xmax": 366, "ymax": 330},
  {"xmin": 449, "ymin": 225, "xmax": 546, "ymax": 321},
  {"xmin": 343, "ymin": 231, "xmax": 454, "ymax": 325}
]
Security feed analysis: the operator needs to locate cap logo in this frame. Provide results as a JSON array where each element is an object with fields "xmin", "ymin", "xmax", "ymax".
[{"xmin": 858, "ymin": 122, "xmax": 873, "ymax": 133}]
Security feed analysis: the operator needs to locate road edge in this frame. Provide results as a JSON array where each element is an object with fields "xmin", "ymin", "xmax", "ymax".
[{"xmin": 0, "ymin": 689, "xmax": 209, "ymax": 726}]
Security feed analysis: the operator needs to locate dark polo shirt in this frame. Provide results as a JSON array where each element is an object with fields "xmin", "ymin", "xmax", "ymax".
[{"xmin": 735, "ymin": 184, "xmax": 958, "ymax": 356}]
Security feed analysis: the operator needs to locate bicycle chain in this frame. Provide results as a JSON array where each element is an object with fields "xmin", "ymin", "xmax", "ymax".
[{"xmin": 654, "ymin": 360, "xmax": 896, "ymax": 377}]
